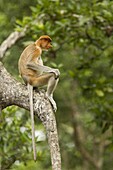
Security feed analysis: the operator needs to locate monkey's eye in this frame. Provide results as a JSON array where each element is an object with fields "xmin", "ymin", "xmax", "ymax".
[
  {"xmin": 43, "ymin": 38, "xmax": 48, "ymax": 41},
  {"xmin": 44, "ymin": 38, "xmax": 52, "ymax": 42},
  {"xmin": 49, "ymin": 39, "xmax": 52, "ymax": 42}
]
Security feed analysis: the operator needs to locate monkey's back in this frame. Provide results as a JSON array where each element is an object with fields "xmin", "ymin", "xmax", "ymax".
[{"xmin": 18, "ymin": 44, "xmax": 39, "ymax": 79}]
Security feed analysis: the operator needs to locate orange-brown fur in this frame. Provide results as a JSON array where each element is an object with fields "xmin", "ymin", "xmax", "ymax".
[{"xmin": 18, "ymin": 35, "xmax": 52, "ymax": 83}]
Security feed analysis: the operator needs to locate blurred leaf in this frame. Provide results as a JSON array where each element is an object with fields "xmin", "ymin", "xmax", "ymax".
[
  {"xmin": 95, "ymin": 89, "xmax": 104, "ymax": 97},
  {"xmin": 102, "ymin": 122, "xmax": 109, "ymax": 133}
]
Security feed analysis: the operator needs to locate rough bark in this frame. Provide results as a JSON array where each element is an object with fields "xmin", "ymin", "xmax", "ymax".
[{"xmin": 0, "ymin": 30, "xmax": 61, "ymax": 170}]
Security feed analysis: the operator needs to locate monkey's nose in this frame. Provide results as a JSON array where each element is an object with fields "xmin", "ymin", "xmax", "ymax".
[{"xmin": 48, "ymin": 45, "xmax": 52, "ymax": 48}]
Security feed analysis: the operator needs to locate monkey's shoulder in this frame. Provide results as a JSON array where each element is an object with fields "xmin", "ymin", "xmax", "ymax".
[
  {"xmin": 20, "ymin": 44, "xmax": 41, "ymax": 59},
  {"xmin": 24, "ymin": 44, "xmax": 36, "ymax": 54}
]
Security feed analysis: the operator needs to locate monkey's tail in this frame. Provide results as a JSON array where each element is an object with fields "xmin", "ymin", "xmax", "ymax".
[{"xmin": 28, "ymin": 83, "xmax": 37, "ymax": 161}]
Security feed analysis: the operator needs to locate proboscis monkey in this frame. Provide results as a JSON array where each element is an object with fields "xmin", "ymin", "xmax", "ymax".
[{"xmin": 18, "ymin": 35, "xmax": 60, "ymax": 161}]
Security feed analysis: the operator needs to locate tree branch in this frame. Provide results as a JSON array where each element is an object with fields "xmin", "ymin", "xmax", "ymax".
[
  {"xmin": 0, "ymin": 29, "xmax": 26, "ymax": 60},
  {"xmin": 0, "ymin": 62, "xmax": 61, "ymax": 170},
  {"xmin": 0, "ymin": 28, "xmax": 61, "ymax": 169}
]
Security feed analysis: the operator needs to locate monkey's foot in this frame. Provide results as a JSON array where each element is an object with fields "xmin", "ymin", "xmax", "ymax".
[{"xmin": 45, "ymin": 93, "xmax": 57, "ymax": 112}]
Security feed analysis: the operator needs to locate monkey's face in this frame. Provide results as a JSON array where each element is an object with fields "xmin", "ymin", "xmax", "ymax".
[{"xmin": 40, "ymin": 39, "xmax": 52, "ymax": 50}]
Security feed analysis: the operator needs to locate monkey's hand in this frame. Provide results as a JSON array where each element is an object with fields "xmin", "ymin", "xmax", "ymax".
[
  {"xmin": 49, "ymin": 69, "xmax": 60, "ymax": 79},
  {"xmin": 45, "ymin": 93, "xmax": 57, "ymax": 112}
]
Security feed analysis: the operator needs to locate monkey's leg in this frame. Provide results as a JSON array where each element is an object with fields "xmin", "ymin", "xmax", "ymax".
[
  {"xmin": 27, "ymin": 83, "xmax": 36, "ymax": 161},
  {"xmin": 28, "ymin": 73, "xmax": 59, "ymax": 112},
  {"xmin": 46, "ymin": 76, "xmax": 59, "ymax": 112}
]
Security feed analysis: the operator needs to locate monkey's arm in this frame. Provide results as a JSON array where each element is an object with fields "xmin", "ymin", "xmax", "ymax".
[
  {"xmin": 27, "ymin": 62, "xmax": 52, "ymax": 72},
  {"xmin": 27, "ymin": 62, "xmax": 60, "ymax": 78}
]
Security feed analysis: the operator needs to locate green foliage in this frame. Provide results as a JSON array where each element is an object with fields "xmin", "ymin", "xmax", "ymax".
[
  {"xmin": 1, "ymin": 0, "xmax": 113, "ymax": 169},
  {"xmin": 0, "ymin": 106, "xmax": 50, "ymax": 169},
  {"xmin": 0, "ymin": 106, "xmax": 30, "ymax": 168}
]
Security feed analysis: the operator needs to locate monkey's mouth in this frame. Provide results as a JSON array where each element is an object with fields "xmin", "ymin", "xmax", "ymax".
[{"xmin": 47, "ymin": 44, "xmax": 52, "ymax": 48}]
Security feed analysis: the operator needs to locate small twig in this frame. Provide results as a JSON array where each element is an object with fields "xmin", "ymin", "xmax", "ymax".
[{"xmin": 0, "ymin": 28, "xmax": 26, "ymax": 60}]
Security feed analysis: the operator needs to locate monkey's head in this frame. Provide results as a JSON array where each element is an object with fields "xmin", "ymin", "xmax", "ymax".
[{"xmin": 35, "ymin": 35, "xmax": 52, "ymax": 50}]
